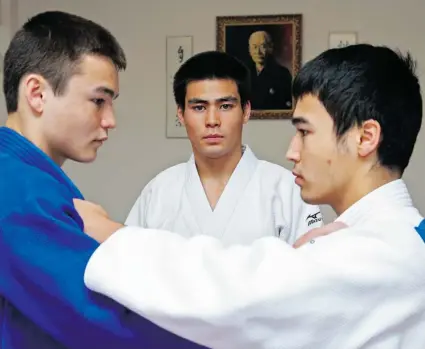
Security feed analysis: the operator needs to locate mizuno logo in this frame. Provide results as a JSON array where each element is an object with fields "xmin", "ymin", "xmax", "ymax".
[
  {"xmin": 306, "ymin": 211, "xmax": 323, "ymax": 226},
  {"xmin": 306, "ymin": 212, "xmax": 321, "ymax": 220}
]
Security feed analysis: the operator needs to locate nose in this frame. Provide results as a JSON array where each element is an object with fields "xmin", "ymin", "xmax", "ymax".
[
  {"xmin": 286, "ymin": 135, "xmax": 301, "ymax": 163},
  {"xmin": 205, "ymin": 108, "xmax": 221, "ymax": 128},
  {"xmin": 100, "ymin": 109, "xmax": 116, "ymax": 130}
]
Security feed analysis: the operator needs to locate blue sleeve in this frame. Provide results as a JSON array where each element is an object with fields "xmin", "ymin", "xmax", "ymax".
[{"xmin": 0, "ymin": 193, "xmax": 205, "ymax": 349}]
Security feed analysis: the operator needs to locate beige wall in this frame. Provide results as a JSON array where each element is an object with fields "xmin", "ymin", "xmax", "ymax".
[{"xmin": 2, "ymin": 0, "xmax": 424, "ymax": 222}]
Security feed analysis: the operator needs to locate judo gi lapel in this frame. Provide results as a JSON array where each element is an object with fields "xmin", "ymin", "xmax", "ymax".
[
  {"xmin": 185, "ymin": 145, "xmax": 258, "ymax": 237},
  {"xmin": 0, "ymin": 127, "xmax": 83, "ymax": 199},
  {"xmin": 336, "ymin": 179, "xmax": 419, "ymax": 229}
]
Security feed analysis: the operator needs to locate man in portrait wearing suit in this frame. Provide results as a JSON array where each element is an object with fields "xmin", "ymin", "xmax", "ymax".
[{"xmin": 248, "ymin": 30, "xmax": 293, "ymax": 110}]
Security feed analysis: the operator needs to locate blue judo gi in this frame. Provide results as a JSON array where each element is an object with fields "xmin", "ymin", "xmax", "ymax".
[{"xmin": 0, "ymin": 126, "xmax": 206, "ymax": 349}]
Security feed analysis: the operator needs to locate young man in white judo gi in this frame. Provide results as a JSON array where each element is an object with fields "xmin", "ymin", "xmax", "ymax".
[
  {"xmin": 125, "ymin": 51, "xmax": 323, "ymax": 246},
  {"xmin": 76, "ymin": 44, "xmax": 425, "ymax": 349}
]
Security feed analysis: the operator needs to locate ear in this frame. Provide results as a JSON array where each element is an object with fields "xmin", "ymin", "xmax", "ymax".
[
  {"xmin": 242, "ymin": 101, "xmax": 251, "ymax": 124},
  {"xmin": 357, "ymin": 119, "xmax": 381, "ymax": 158},
  {"xmin": 177, "ymin": 106, "xmax": 185, "ymax": 125},
  {"xmin": 22, "ymin": 74, "xmax": 48, "ymax": 115}
]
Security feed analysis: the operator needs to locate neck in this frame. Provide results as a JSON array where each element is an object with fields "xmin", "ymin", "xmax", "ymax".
[
  {"xmin": 194, "ymin": 146, "xmax": 243, "ymax": 182},
  {"xmin": 255, "ymin": 63, "xmax": 264, "ymax": 74},
  {"xmin": 5, "ymin": 112, "xmax": 66, "ymax": 167},
  {"xmin": 332, "ymin": 167, "xmax": 400, "ymax": 216}
]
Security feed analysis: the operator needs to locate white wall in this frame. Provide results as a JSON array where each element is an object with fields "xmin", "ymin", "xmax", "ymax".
[{"xmin": 5, "ymin": 0, "xmax": 425, "ymax": 222}]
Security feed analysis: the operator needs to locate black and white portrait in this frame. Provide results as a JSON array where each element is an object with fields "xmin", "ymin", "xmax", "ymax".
[{"xmin": 216, "ymin": 14, "xmax": 302, "ymax": 119}]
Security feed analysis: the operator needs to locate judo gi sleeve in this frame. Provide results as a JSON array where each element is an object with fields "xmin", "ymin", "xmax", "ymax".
[
  {"xmin": 0, "ymin": 193, "xmax": 206, "ymax": 349},
  {"xmin": 84, "ymin": 224, "xmax": 422, "ymax": 349}
]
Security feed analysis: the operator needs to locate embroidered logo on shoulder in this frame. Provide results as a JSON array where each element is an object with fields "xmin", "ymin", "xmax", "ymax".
[{"xmin": 306, "ymin": 211, "xmax": 323, "ymax": 226}]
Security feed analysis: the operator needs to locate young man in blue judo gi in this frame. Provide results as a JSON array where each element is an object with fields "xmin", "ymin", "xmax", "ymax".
[{"xmin": 0, "ymin": 10, "xmax": 205, "ymax": 349}]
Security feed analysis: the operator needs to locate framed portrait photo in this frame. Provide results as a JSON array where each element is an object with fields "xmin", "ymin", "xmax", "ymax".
[{"xmin": 216, "ymin": 14, "xmax": 302, "ymax": 120}]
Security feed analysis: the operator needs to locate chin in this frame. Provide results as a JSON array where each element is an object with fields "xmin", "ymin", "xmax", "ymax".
[
  {"xmin": 72, "ymin": 152, "xmax": 98, "ymax": 164},
  {"xmin": 300, "ymin": 189, "xmax": 323, "ymax": 205},
  {"xmin": 199, "ymin": 147, "xmax": 227, "ymax": 159},
  {"xmin": 82, "ymin": 157, "xmax": 97, "ymax": 164},
  {"xmin": 204, "ymin": 151, "xmax": 229, "ymax": 159}
]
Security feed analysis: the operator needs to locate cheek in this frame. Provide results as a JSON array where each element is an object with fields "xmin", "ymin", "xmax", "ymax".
[
  {"xmin": 222, "ymin": 113, "xmax": 243, "ymax": 130},
  {"xmin": 42, "ymin": 109, "xmax": 70, "ymax": 137},
  {"xmin": 308, "ymin": 157, "xmax": 333, "ymax": 184},
  {"xmin": 183, "ymin": 116, "xmax": 204, "ymax": 138},
  {"xmin": 302, "ymin": 141, "xmax": 335, "ymax": 181},
  {"xmin": 63, "ymin": 110, "xmax": 101, "ymax": 141}
]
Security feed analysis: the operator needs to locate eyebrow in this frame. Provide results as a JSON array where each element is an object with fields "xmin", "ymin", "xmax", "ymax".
[
  {"xmin": 291, "ymin": 116, "xmax": 311, "ymax": 126},
  {"xmin": 188, "ymin": 96, "xmax": 239, "ymax": 104},
  {"xmin": 94, "ymin": 86, "xmax": 119, "ymax": 99}
]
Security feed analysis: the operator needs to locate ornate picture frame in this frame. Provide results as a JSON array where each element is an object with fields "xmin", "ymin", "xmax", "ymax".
[{"xmin": 216, "ymin": 14, "xmax": 302, "ymax": 120}]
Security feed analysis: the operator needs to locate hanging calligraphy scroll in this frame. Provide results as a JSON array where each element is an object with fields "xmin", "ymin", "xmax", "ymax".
[{"xmin": 165, "ymin": 35, "xmax": 193, "ymax": 138}]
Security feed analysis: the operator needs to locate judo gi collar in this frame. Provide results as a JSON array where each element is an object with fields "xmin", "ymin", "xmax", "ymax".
[
  {"xmin": 336, "ymin": 179, "xmax": 413, "ymax": 227},
  {"xmin": 0, "ymin": 126, "xmax": 84, "ymax": 199}
]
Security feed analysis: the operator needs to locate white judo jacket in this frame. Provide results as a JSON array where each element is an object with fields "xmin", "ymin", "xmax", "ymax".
[
  {"xmin": 126, "ymin": 145, "xmax": 322, "ymax": 245},
  {"xmin": 85, "ymin": 179, "xmax": 425, "ymax": 348}
]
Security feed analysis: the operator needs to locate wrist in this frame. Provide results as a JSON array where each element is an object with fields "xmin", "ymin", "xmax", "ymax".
[{"xmin": 108, "ymin": 220, "xmax": 124, "ymax": 234}]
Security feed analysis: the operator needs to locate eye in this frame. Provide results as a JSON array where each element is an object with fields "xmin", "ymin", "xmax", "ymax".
[
  {"xmin": 220, "ymin": 103, "xmax": 233, "ymax": 110},
  {"xmin": 298, "ymin": 129, "xmax": 309, "ymax": 137},
  {"xmin": 92, "ymin": 98, "xmax": 105, "ymax": 108},
  {"xmin": 191, "ymin": 105, "xmax": 205, "ymax": 111}
]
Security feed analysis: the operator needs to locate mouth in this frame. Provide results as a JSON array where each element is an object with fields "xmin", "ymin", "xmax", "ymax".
[
  {"xmin": 203, "ymin": 134, "xmax": 224, "ymax": 143},
  {"xmin": 292, "ymin": 169, "xmax": 301, "ymax": 177},
  {"xmin": 93, "ymin": 138, "xmax": 108, "ymax": 146},
  {"xmin": 292, "ymin": 170, "xmax": 304, "ymax": 186},
  {"xmin": 204, "ymin": 134, "xmax": 223, "ymax": 139}
]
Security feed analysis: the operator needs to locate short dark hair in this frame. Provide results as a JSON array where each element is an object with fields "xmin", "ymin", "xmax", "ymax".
[
  {"xmin": 3, "ymin": 11, "xmax": 127, "ymax": 113},
  {"xmin": 173, "ymin": 51, "xmax": 251, "ymax": 109},
  {"xmin": 293, "ymin": 44, "xmax": 422, "ymax": 174}
]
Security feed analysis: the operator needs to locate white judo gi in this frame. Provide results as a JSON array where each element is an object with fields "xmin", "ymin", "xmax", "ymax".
[
  {"xmin": 84, "ymin": 179, "xmax": 425, "ymax": 349},
  {"xmin": 125, "ymin": 145, "xmax": 323, "ymax": 245}
]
